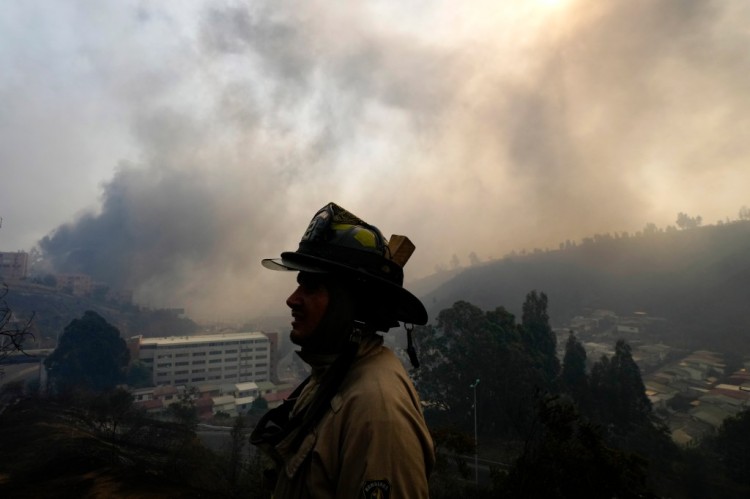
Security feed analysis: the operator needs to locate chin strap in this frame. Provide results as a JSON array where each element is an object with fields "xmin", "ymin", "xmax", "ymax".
[{"xmin": 405, "ymin": 324, "xmax": 420, "ymax": 369}]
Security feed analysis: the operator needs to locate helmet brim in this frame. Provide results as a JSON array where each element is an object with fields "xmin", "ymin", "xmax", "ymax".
[{"xmin": 262, "ymin": 252, "xmax": 428, "ymax": 325}]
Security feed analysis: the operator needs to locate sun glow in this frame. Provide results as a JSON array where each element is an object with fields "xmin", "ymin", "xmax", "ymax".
[{"xmin": 536, "ymin": 0, "xmax": 570, "ymax": 9}]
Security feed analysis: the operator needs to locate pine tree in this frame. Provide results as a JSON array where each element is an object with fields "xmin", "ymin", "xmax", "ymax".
[
  {"xmin": 610, "ymin": 340, "xmax": 652, "ymax": 430},
  {"xmin": 521, "ymin": 291, "xmax": 560, "ymax": 388},
  {"xmin": 589, "ymin": 340, "xmax": 673, "ymax": 458},
  {"xmin": 560, "ymin": 331, "xmax": 589, "ymax": 412}
]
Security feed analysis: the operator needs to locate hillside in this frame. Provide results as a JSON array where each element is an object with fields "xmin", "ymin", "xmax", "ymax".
[
  {"xmin": 2, "ymin": 282, "xmax": 199, "ymax": 347},
  {"xmin": 423, "ymin": 221, "xmax": 750, "ymax": 353}
]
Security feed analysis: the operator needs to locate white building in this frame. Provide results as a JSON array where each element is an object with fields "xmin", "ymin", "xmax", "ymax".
[{"xmin": 133, "ymin": 332, "xmax": 271, "ymax": 386}]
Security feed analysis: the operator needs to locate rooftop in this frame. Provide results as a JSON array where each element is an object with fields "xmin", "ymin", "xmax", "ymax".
[{"xmin": 138, "ymin": 331, "xmax": 267, "ymax": 346}]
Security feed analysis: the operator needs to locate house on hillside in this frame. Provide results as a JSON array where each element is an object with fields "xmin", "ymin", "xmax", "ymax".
[{"xmin": 212, "ymin": 395, "xmax": 237, "ymax": 417}]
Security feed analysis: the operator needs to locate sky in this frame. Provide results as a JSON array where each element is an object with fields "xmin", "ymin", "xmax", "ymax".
[{"xmin": 1, "ymin": 0, "xmax": 749, "ymax": 322}]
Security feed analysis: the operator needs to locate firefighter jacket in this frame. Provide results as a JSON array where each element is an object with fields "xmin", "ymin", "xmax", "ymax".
[{"xmin": 268, "ymin": 334, "xmax": 435, "ymax": 498}]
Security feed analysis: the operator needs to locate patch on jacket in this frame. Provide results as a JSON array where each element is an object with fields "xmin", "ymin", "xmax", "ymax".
[{"xmin": 361, "ymin": 479, "xmax": 391, "ymax": 498}]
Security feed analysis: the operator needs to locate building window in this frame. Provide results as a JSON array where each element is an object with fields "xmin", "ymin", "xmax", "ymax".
[
  {"xmin": 192, "ymin": 377, "xmax": 205, "ymax": 382},
  {"xmin": 157, "ymin": 363, "xmax": 172, "ymax": 368},
  {"xmin": 192, "ymin": 369, "xmax": 205, "ymax": 374},
  {"xmin": 225, "ymin": 357, "xmax": 238, "ymax": 362},
  {"xmin": 192, "ymin": 352, "xmax": 206, "ymax": 356},
  {"xmin": 175, "ymin": 370, "xmax": 188, "ymax": 375},
  {"xmin": 209, "ymin": 350, "xmax": 222, "ymax": 355},
  {"xmin": 175, "ymin": 353, "xmax": 189, "ymax": 358},
  {"xmin": 176, "ymin": 361, "xmax": 189, "ymax": 366},
  {"xmin": 192, "ymin": 360, "xmax": 206, "ymax": 365},
  {"xmin": 209, "ymin": 359, "xmax": 222, "ymax": 364},
  {"xmin": 225, "ymin": 349, "xmax": 238, "ymax": 354},
  {"xmin": 209, "ymin": 367, "xmax": 222, "ymax": 372},
  {"xmin": 175, "ymin": 379, "xmax": 188, "ymax": 384}
]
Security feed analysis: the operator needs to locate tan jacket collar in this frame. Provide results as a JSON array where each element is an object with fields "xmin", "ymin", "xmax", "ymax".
[{"xmin": 297, "ymin": 334, "xmax": 384, "ymax": 378}]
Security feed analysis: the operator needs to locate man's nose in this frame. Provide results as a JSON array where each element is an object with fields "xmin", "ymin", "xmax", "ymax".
[{"xmin": 286, "ymin": 286, "xmax": 303, "ymax": 308}]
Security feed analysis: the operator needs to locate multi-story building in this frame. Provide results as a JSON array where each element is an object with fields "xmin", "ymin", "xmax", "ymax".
[{"xmin": 132, "ymin": 331, "xmax": 271, "ymax": 387}]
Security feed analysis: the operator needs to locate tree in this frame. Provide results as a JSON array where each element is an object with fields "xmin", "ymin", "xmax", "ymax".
[
  {"xmin": 126, "ymin": 360, "xmax": 153, "ymax": 388},
  {"xmin": 560, "ymin": 332, "xmax": 589, "ymax": 411},
  {"xmin": 414, "ymin": 299, "xmax": 553, "ymax": 440},
  {"xmin": 468, "ymin": 252, "xmax": 481, "ymax": 266},
  {"xmin": 643, "ymin": 223, "xmax": 658, "ymax": 236},
  {"xmin": 590, "ymin": 340, "xmax": 652, "ymax": 431},
  {"xmin": 44, "ymin": 311, "xmax": 129, "ymax": 394},
  {"xmin": 428, "ymin": 427, "xmax": 476, "ymax": 497},
  {"xmin": 228, "ymin": 415, "xmax": 247, "ymax": 487},
  {"xmin": 168, "ymin": 386, "xmax": 199, "ymax": 428},
  {"xmin": 0, "ymin": 285, "xmax": 34, "ymax": 373},
  {"xmin": 589, "ymin": 340, "xmax": 673, "ymax": 463},
  {"xmin": 609, "ymin": 340, "xmax": 652, "ymax": 430},
  {"xmin": 414, "ymin": 301, "xmax": 495, "ymax": 417},
  {"xmin": 676, "ymin": 212, "xmax": 702, "ymax": 230},
  {"xmin": 739, "ymin": 205, "xmax": 750, "ymax": 221},
  {"xmin": 86, "ymin": 387, "xmax": 141, "ymax": 445},
  {"xmin": 497, "ymin": 395, "xmax": 653, "ymax": 498},
  {"xmin": 251, "ymin": 395, "xmax": 269, "ymax": 413},
  {"xmin": 521, "ymin": 291, "xmax": 560, "ymax": 387},
  {"xmin": 450, "ymin": 253, "xmax": 461, "ymax": 269},
  {"xmin": 713, "ymin": 408, "xmax": 750, "ymax": 486}
]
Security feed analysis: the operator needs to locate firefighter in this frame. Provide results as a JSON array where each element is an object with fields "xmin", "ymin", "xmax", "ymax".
[{"xmin": 251, "ymin": 202, "xmax": 434, "ymax": 498}]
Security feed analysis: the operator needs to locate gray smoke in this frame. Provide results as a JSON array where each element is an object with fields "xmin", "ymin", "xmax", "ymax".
[{"xmin": 32, "ymin": 0, "xmax": 750, "ymax": 320}]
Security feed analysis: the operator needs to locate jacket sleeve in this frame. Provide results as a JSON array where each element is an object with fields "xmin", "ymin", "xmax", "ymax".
[{"xmin": 335, "ymin": 379, "xmax": 434, "ymax": 498}]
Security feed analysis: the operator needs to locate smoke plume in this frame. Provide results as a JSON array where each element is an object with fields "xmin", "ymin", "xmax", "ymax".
[{"xmin": 22, "ymin": 0, "xmax": 749, "ymax": 321}]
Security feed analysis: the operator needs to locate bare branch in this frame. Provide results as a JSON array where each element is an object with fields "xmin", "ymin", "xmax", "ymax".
[{"xmin": 0, "ymin": 284, "xmax": 35, "ymax": 373}]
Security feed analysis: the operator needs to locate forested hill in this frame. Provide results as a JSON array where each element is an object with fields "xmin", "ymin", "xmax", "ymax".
[{"xmin": 422, "ymin": 220, "xmax": 750, "ymax": 351}]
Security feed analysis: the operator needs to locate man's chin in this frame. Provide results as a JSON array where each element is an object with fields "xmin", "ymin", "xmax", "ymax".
[{"xmin": 289, "ymin": 330, "xmax": 305, "ymax": 346}]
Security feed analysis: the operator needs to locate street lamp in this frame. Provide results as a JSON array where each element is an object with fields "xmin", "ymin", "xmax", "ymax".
[{"xmin": 470, "ymin": 378, "xmax": 480, "ymax": 487}]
